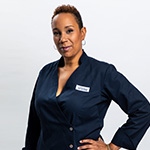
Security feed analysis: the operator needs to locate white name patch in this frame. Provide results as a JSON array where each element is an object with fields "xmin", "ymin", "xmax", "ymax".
[{"xmin": 75, "ymin": 84, "xmax": 90, "ymax": 92}]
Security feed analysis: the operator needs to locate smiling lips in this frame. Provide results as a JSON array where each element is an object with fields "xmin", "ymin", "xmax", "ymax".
[{"xmin": 60, "ymin": 46, "xmax": 71, "ymax": 52}]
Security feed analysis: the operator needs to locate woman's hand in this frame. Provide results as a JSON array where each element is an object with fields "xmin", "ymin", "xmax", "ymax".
[{"xmin": 77, "ymin": 138, "xmax": 108, "ymax": 150}]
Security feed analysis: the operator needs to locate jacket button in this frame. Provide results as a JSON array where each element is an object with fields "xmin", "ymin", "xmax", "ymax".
[
  {"xmin": 69, "ymin": 127, "xmax": 73, "ymax": 131},
  {"xmin": 69, "ymin": 144, "xmax": 73, "ymax": 148}
]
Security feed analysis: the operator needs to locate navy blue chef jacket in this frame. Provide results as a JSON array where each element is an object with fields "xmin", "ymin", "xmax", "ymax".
[{"xmin": 22, "ymin": 51, "xmax": 150, "ymax": 150}]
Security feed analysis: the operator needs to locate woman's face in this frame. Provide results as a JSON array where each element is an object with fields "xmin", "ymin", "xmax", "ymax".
[{"xmin": 51, "ymin": 13, "xmax": 86, "ymax": 59}]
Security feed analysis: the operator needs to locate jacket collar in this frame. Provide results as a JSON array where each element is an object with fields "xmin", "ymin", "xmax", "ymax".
[{"xmin": 58, "ymin": 50, "xmax": 88, "ymax": 67}]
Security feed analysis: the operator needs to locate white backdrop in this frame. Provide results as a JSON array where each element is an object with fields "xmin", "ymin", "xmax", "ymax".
[{"xmin": 0, "ymin": 0, "xmax": 149, "ymax": 149}]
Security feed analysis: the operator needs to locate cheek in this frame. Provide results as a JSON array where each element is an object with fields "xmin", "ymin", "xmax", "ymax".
[
  {"xmin": 53, "ymin": 37, "xmax": 59, "ymax": 45},
  {"xmin": 72, "ymin": 34, "xmax": 82, "ymax": 44}
]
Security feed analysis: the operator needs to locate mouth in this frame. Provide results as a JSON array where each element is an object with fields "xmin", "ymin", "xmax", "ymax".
[{"xmin": 59, "ymin": 46, "xmax": 71, "ymax": 52}]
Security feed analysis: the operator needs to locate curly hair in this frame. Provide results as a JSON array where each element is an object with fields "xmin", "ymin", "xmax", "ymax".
[{"xmin": 51, "ymin": 4, "xmax": 83, "ymax": 29}]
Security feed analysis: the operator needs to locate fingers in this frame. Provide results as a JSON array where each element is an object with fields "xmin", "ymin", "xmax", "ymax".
[
  {"xmin": 80, "ymin": 139, "xmax": 96, "ymax": 144},
  {"xmin": 77, "ymin": 144, "xmax": 92, "ymax": 149},
  {"xmin": 80, "ymin": 137, "xmax": 102, "ymax": 143},
  {"xmin": 77, "ymin": 139, "xmax": 96, "ymax": 150},
  {"xmin": 77, "ymin": 138, "xmax": 107, "ymax": 150},
  {"xmin": 98, "ymin": 137, "xmax": 102, "ymax": 141}
]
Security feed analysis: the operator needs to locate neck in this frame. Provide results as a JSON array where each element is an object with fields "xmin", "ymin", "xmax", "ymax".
[{"xmin": 63, "ymin": 50, "xmax": 83, "ymax": 69}]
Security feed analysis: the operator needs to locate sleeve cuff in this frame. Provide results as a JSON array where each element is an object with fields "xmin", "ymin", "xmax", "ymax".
[{"xmin": 111, "ymin": 128, "xmax": 136, "ymax": 150}]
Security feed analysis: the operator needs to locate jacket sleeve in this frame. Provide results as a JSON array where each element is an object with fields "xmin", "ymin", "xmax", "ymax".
[
  {"xmin": 103, "ymin": 64, "xmax": 150, "ymax": 150},
  {"xmin": 22, "ymin": 80, "xmax": 41, "ymax": 150}
]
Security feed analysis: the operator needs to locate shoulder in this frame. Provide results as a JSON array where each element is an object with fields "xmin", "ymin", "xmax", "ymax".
[
  {"xmin": 38, "ymin": 60, "xmax": 59, "ymax": 77},
  {"xmin": 87, "ymin": 55, "xmax": 116, "ymax": 72}
]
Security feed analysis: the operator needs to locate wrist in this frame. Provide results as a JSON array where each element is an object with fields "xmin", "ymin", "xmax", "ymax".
[
  {"xmin": 106, "ymin": 144, "xmax": 111, "ymax": 150},
  {"xmin": 108, "ymin": 143, "xmax": 120, "ymax": 150}
]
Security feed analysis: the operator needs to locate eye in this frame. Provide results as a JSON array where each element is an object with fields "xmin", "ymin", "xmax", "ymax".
[
  {"xmin": 66, "ymin": 29, "xmax": 73, "ymax": 34},
  {"xmin": 53, "ymin": 31, "xmax": 60, "ymax": 36}
]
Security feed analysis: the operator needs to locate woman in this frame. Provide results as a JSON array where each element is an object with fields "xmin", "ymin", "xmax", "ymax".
[{"xmin": 22, "ymin": 4, "xmax": 150, "ymax": 150}]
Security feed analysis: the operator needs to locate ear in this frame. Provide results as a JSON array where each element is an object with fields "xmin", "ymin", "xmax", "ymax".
[{"xmin": 81, "ymin": 27, "xmax": 87, "ymax": 40}]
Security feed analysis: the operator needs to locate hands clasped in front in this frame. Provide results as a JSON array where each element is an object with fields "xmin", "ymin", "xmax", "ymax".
[{"xmin": 77, "ymin": 138, "xmax": 108, "ymax": 150}]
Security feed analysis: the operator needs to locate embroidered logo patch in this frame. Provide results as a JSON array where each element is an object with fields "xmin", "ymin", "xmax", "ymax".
[{"xmin": 75, "ymin": 84, "xmax": 90, "ymax": 92}]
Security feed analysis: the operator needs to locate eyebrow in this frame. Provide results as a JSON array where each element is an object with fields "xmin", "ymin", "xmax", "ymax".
[
  {"xmin": 65, "ymin": 25, "xmax": 74, "ymax": 28},
  {"xmin": 52, "ymin": 25, "xmax": 74, "ymax": 31}
]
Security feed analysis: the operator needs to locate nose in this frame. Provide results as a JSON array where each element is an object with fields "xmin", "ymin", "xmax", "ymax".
[{"xmin": 59, "ymin": 33, "xmax": 67, "ymax": 43}]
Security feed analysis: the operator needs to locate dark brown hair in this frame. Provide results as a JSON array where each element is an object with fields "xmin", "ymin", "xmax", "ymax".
[{"xmin": 51, "ymin": 4, "xmax": 83, "ymax": 29}]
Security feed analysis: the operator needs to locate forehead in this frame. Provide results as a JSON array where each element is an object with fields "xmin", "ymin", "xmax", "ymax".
[{"xmin": 52, "ymin": 13, "xmax": 78, "ymax": 29}]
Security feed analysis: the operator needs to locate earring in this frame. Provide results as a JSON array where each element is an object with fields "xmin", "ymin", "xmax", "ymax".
[{"xmin": 82, "ymin": 40, "xmax": 86, "ymax": 46}]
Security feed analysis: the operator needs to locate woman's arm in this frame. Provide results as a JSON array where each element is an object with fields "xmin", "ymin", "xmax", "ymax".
[
  {"xmin": 103, "ymin": 64, "xmax": 150, "ymax": 149},
  {"xmin": 108, "ymin": 143, "xmax": 120, "ymax": 150},
  {"xmin": 22, "ymin": 83, "xmax": 41, "ymax": 150}
]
